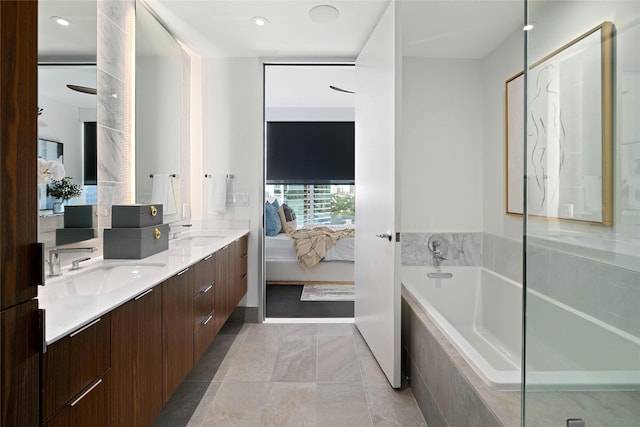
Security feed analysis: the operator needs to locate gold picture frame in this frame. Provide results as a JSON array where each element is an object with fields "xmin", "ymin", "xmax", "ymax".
[{"xmin": 505, "ymin": 21, "xmax": 613, "ymax": 226}]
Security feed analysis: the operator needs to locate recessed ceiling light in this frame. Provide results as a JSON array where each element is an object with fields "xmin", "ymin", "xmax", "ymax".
[
  {"xmin": 51, "ymin": 16, "xmax": 71, "ymax": 26},
  {"xmin": 251, "ymin": 16, "xmax": 269, "ymax": 27},
  {"xmin": 523, "ymin": 23, "xmax": 535, "ymax": 31},
  {"xmin": 309, "ymin": 5, "xmax": 340, "ymax": 24}
]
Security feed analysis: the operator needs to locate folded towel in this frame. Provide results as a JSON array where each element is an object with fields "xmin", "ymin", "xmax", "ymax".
[
  {"xmin": 208, "ymin": 174, "xmax": 227, "ymax": 215},
  {"xmin": 150, "ymin": 174, "xmax": 177, "ymax": 215}
]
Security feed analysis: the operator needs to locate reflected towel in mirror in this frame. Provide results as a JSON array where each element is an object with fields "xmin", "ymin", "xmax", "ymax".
[{"xmin": 150, "ymin": 173, "xmax": 177, "ymax": 215}]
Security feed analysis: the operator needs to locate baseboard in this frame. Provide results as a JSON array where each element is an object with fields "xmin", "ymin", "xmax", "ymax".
[
  {"xmin": 267, "ymin": 280, "xmax": 354, "ymax": 285},
  {"xmin": 229, "ymin": 306, "xmax": 259, "ymax": 323}
]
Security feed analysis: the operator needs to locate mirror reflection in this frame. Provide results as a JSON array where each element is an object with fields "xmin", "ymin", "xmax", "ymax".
[
  {"xmin": 135, "ymin": 2, "xmax": 185, "ymax": 224},
  {"xmin": 38, "ymin": 0, "xmax": 97, "ymax": 249}
]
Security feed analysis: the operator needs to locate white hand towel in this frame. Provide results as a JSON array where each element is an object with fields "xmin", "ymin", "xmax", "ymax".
[
  {"xmin": 208, "ymin": 174, "xmax": 227, "ymax": 215},
  {"xmin": 150, "ymin": 174, "xmax": 177, "ymax": 215}
]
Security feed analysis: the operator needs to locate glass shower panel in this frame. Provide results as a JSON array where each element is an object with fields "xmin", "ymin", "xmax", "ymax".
[{"xmin": 524, "ymin": 1, "xmax": 640, "ymax": 426}]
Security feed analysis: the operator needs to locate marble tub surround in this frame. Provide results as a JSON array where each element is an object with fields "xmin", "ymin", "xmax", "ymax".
[
  {"xmin": 401, "ymin": 232, "xmax": 482, "ymax": 266},
  {"xmin": 482, "ymin": 233, "xmax": 523, "ymax": 283},
  {"xmin": 38, "ymin": 227, "xmax": 249, "ymax": 344}
]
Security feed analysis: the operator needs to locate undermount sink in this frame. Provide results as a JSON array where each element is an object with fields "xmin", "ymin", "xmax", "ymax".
[
  {"xmin": 50, "ymin": 263, "xmax": 166, "ymax": 296},
  {"xmin": 172, "ymin": 235, "xmax": 225, "ymax": 247}
]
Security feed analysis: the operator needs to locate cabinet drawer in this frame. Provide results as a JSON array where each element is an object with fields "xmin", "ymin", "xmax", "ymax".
[
  {"xmin": 193, "ymin": 286, "xmax": 214, "ymax": 330},
  {"xmin": 43, "ymin": 371, "xmax": 111, "ymax": 427},
  {"xmin": 42, "ymin": 313, "xmax": 111, "ymax": 421},
  {"xmin": 194, "ymin": 309, "xmax": 216, "ymax": 362},
  {"xmin": 193, "ymin": 253, "xmax": 215, "ymax": 296}
]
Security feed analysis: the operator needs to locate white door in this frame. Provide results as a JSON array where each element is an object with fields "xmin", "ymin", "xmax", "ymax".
[{"xmin": 354, "ymin": 2, "xmax": 401, "ymax": 388}]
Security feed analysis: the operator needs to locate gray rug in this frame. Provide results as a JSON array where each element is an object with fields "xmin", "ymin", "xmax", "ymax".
[{"xmin": 300, "ymin": 284, "xmax": 355, "ymax": 302}]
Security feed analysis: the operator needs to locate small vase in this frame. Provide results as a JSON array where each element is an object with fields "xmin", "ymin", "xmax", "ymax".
[{"xmin": 52, "ymin": 201, "xmax": 64, "ymax": 214}]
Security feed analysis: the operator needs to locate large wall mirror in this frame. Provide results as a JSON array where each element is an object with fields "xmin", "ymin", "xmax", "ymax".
[
  {"xmin": 135, "ymin": 1, "xmax": 187, "ymax": 224},
  {"xmin": 38, "ymin": 1, "xmax": 98, "ymax": 249}
]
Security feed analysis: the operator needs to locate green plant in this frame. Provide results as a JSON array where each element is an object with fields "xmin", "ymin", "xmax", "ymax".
[{"xmin": 47, "ymin": 177, "xmax": 82, "ymax": 201}]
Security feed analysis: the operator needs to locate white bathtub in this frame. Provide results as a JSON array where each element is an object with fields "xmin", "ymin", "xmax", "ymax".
[{"xmin": 402, "ymin": 266, "xmax": 640, "ymax": 391}]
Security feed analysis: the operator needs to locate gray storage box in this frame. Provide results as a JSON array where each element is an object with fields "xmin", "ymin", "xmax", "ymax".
[
  {"xmin": 112, "ymin": 204, "xmax": 163, "ymax": 228},
  {"xmin": 64, "ymin": 205, "xmax": 98, "ymax": 228},
  {"xmin": 56, "ymin": 228, "xmax": 98, "ymax": 245},
  {"xmin": 103, "ymin": 223, "xmax": 169, "ymax": 259}
]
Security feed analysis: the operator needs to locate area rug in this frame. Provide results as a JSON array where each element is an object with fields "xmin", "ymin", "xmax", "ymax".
[{"xmin": 300, "ymin": 284, "xmax": 355, "ymax": 302}]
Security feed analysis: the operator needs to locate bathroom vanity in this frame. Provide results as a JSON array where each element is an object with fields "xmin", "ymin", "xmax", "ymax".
[{"xmin": 38, "ymin": 230, "xmax": 248, "ymax": 426}]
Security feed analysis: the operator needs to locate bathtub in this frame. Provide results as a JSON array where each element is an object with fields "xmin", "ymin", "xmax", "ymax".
[{"xmin": 402, "ymin": 266, "xmax": 640, "ymax": 391}]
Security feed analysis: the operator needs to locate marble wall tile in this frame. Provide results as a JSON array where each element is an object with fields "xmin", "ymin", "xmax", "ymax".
[
  {"xmin": 544, "ymin": 249, "xmax": 640, "ymax": 337},
  {"xmin": 448, "ymin": 365, "xmax": 501, "ymax": 427},
  {"xmin": 494, "ymin": 235, "xmax": 523, "ymax": 282},
  {"xmin": 97, "ymin": 70, "xmax": 126, "ymax": 132},
  {"xmin": 483, "ymin": 232, "xmax": 496, "ymax": 270},
  {"xmin": 97, "ymin": 12, "xmax": 127, "ymax": 80},
  {"xmin": 97, "ymin": 126, "xmax": 126, "ymax": 183},
  {"xmin": 408, "ymin": 357, "xmax": 448, "ymax": 427},
  {"xmin": 401, "ymin": 232, "xmax": 482, "ymax": 266},
  {"xmin": 98, "ymin": 0, "xmax": 131, "ymax": 33}
]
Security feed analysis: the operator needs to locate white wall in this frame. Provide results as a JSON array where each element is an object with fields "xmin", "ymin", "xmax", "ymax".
[
  {"xmin": 201, "ymin": 57, "xmax": 263, "ymax": 307},
  {"xmin": 399, "ymin": 57, "xmax": 484, "ymax": 232},
  {"xmin": 481, "ymin": 28, "xmax": 524, "ymax": 240}
]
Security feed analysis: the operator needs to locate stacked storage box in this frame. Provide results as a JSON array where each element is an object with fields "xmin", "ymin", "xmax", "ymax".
[
  {"xmin": 55, "ymin": 205, "xmax": 98, "ymax": 245},
  {"xmin": 103, "ymin": 204, "xmax": 170, "ymax": 259}
]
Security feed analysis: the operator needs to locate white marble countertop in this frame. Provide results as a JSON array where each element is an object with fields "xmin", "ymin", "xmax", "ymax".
[{"xmin": 38, "ymin": 228, "xmax": 249, "ymax": 345}]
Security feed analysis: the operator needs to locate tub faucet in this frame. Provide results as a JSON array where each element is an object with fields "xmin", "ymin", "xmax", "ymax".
[
  {"xmin": 431, "ymin": 240, "xmax": 447, "ymax": 267},
  {"xmin": 47, "ymin": 247, "xmax": 97, "ymax": 278}
]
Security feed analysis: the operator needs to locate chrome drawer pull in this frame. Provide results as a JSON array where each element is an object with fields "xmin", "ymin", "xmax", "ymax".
[
  {"xmin": 201, "ymin": 284, "xmax": 213, "ymax": 294},
  {"xmin": 204, "ymin": 254, "xmax": 213, "ymax": 261},
  {"xmin": 69, "ymin": 379, "xmax": 102, "ymax": 407},
  {"xmin": 134, "ymin": 288, "xmax": 154, "ymax": 300},
  {"xmin": 222, "ymin": 245, "xmax": 229, "ymax": 250},
  {"xmin": 201, "ymin": 314, "xmax": 213, "ymax": 325},
  {"xmin": 177, "ymin": 267, "xmax": 190, "ymax": 276},
  {"xmin": 70, "ymin": 318, "xmax": 101, "ymax": 338}
]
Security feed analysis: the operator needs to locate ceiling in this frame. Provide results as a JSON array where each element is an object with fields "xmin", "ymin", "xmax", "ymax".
[
  {"xmin": 38, "ymin": 0, "xmax": 97, "ymax": 62},
  {"xmin": 146, "ymin": 0, "xmax": 523, "ymax": 59}
]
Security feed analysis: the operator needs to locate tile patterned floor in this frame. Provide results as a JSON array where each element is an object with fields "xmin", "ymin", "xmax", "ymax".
[{"xmin": 153, "ymin": 322, "xmax": 427, "ymax": 427}]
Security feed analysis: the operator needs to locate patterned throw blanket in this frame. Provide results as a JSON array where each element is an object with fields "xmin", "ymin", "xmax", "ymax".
[{"xmin": 289, "ymin": 227, "xmax": 356, "ymax": 268}]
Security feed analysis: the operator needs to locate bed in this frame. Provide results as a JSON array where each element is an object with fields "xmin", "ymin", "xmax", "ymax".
[{"xmin": 265, "ymin": 228, "xmax": 355, "ymax": 284}]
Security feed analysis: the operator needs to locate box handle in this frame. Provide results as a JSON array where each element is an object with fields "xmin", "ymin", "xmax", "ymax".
[
  {"xmin": 154, "ymin": 228, "xmax": 161, "ymax": 239},
  {"xmin": 150, "ymin": 205, "xmax": 158, "ymax": 216}
]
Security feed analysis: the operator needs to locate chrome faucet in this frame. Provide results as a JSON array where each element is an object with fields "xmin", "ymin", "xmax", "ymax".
[
  {"xmin": 430, "ymin": 240, "xmax": 447, "ymax": 267},
  {"xmin": 169, "ymin": 223, "xmax": 193, "ymax": 240},
  {"xmin": 47, "ymin": 247, "xmax": 97, "ymax": 277}
]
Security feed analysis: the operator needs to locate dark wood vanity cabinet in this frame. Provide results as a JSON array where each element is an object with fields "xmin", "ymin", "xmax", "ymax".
[
  {"xmin": 214, "ymin": 243, "xmax": 231, "ymax": 334},
  {"xmin": 39, "ymin": 233, "xmax": 249, "ymax": 426},
  {"xmin": 111, "ymin": 285, "xmax": 163, "ymax": 427},
  {"xmin": 162, "ymin": 266, "xmax": 195, "ymax": 404},
  {"xmin": 193, "ymin": 253, "xmax": 216, "ymax": 362},
  {"xmin": 41, "ymin": 313, "xmax": 111, "ymax": 425},
  {"xmin": 234, "ymin": 235, "xmax": 249, "ymax": 306}
]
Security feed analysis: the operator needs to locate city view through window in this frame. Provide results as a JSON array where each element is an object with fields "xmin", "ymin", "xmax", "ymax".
[{"xmin": 265, "ymin": 184, "xmax": 355, "ymax": 228}]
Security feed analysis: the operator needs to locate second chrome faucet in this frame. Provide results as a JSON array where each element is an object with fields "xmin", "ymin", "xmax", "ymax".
[{"xmin": 47, "ymin": 247, "xmax": 97, "ymax": 278}]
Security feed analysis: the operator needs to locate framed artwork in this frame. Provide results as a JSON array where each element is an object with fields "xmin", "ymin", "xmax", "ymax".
[{"xmin": 505, "ymin": 21, "xmax": 613, "ymax": 225}]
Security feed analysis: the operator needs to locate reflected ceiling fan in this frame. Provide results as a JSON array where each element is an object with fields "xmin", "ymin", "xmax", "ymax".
[
  {"xmin": 329, "ymin": 85, "xmax": 355, "ymax": 94},
  {"xmin": 67, "ymin": 84, "xmax": 97, "ymax": 95}
]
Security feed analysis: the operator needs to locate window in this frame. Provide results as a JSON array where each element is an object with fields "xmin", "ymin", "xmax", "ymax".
[{"xmin": 266, "ymin": 184, "xmax": 355, "ymax": 228}]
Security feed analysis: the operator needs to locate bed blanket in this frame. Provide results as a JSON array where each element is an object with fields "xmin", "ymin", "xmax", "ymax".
[{"xmin": 290, "ymin": 227, "xmax": 356, "ymax": 268}]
